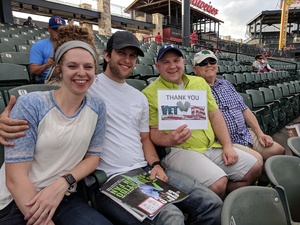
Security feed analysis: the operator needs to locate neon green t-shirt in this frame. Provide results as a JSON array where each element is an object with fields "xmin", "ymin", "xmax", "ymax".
[{"xmin": 142, "ymin": 74, "xmax": 222, "ymax": 153}]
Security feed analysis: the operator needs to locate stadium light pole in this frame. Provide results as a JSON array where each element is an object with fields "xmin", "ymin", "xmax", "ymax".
[
  {"xmin": 279, "ymin": 0, "xmax": 293, "ymax": 50},
  {"xmin": 182, "ymin": 0, "xmax": 190, "ymax": 47}
]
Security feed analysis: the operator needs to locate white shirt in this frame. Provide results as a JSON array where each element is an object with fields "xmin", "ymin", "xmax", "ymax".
[{"xmin": 88, "ymin": 73, "xmax": 149, "ymax": 176}]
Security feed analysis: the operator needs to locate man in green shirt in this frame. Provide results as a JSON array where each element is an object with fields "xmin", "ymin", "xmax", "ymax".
[{"xmin": 142, "ymin": 44, "xmax": 262, "ymax": 199}]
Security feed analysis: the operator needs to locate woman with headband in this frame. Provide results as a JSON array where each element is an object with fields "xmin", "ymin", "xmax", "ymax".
[{"xmin": 0, "ymin": 26, "xmax": 113, "ymax": 225}]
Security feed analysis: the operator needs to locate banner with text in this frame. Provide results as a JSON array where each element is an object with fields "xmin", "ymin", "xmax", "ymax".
[{"xmin": 158, "ymin": 90, "xmax": 207, "ymax": 130}]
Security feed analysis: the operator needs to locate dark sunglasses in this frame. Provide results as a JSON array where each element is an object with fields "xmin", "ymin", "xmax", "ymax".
[
  {"xmin": 196, "ymin": 58, "xmax": 217, "ymax": 67},
  {"xmin": 258, "ymin": 58, "xmax": 263, "ymax": 60}
]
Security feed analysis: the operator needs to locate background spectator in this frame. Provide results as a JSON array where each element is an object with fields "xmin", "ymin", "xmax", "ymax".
[
  {"xmin": 29, "ymin": 16, "xmax": 66, "ymax": 83},
  {"xmin": 23, "ymin": 16, "xmax": 35, "ymax": 27},
  {"xmin": 155, "ymin": 32, "xmax": 162, "ymax": 43},
  {"xmin": 190, "ymin": 30, "xmax": 198, "ymax": 48}
]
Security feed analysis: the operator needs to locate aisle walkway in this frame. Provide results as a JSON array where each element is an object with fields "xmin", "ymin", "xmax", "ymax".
[{"xmin": 272, "ymin": 117, "xmax": 300, "ymax": 155}]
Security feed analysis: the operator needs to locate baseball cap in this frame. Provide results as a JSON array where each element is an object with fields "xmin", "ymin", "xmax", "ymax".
[
  {"xmin": 49, "ymin": 16, "xmax": 66, "ymax": 29},
  {"xmin": 106, "ymin": 31, "xmax": 144, "ymax": 56},
  {"xmin": 157, "ymin": 44, "xmax": 183, "ymax": 60},
  {"xmin": 193, "ymin": 50, "xmax": 217, "ymax": 66}
]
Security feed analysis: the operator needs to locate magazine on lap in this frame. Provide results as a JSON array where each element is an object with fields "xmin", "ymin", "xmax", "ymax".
[{"xmin": 100, "ymin": 168, "xmax": 188, "ymax": 222}]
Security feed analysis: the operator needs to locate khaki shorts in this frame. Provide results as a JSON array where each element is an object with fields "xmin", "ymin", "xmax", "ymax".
[
  {"xmin": 233, "ymin": 129, "xmax": 264, "ymax": 154},
  {"xmin": 162, "ymin": 146, "xmax": 257, "ymax": 187}
]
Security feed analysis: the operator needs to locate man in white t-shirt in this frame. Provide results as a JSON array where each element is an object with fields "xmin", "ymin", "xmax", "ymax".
[{"xmin": 0, "ymin": 31, "xmax": 222, "ymax": 225}]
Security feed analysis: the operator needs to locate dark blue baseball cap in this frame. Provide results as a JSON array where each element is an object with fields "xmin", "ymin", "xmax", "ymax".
[
  {"xmin": 49, "ymin": 16, "xmax": 66, "ymax": 29},
  {"xmin": 157, "ymin": 44, "xmax": 183, "ymax": 60}
]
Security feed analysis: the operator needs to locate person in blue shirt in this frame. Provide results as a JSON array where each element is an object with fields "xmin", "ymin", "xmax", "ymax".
[{"xmin": 29, "ymin": 16, "xmax": 66, "ymax": 83}]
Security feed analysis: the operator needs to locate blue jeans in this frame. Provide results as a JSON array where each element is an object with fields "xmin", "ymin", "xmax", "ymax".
[
  {"xmin": 0, "ymin": 193, "xmax": 113, "ymax": 225},
  {"xmin": 96, "ymin": 168, "xmax": 222, "ymax": 225}
]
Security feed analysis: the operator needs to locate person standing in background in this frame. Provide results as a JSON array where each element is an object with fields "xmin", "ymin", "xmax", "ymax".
[
  {"xmin": 190, "ymin": 30, "xmax": 198, "ymax": 48},
  {"xmin": 155, "ymin": 32, "xmax": 162, "ymax": 43}
]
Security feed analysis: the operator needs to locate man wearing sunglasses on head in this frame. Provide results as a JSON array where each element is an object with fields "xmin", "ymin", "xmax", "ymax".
[
  {"xmin": 142, "ymin": 45, "xmax": 262, "ymax": 199},
  {"xmin": 193, "ymin": 50, "xmax": 285, "ymax": 186}
]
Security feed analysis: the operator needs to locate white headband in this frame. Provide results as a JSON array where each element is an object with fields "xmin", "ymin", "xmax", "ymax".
[{"xmin": 55, "ymin": 40, "xmax": 98, "ymax": 64}]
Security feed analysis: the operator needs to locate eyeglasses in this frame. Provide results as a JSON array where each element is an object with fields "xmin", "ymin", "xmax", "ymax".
[
  {"xmin": 258, "ymin": 58, "xmax": 263, "ymax": 60},
  {"xmin": 196, "ymin": 58, "xmax": 217, "ymax": 67}
]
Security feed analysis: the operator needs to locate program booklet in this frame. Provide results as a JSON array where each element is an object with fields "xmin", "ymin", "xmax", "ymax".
[{"xmin": 100, "ymin": 168, "xmax": 188, "ymax": 222}]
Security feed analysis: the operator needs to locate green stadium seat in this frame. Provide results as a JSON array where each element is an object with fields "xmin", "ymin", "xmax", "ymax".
[
  {"xmin": 277, "ymin": 83, "xmax": 299, "ymax": 119},
  {"xmin": 0, "ymin": 29, "xmax": 10, "ymax": 38},
  {"xmin": 269, "ymin": 85, "xmax": 293, "ymax": 124},
  {"xmin": 0, "ymin": 42, "xmax": 16, "ymax": 53},
  {"xmin": 234, "ymin": 73, "xmax": 246, "ymax": 93},
  {"xmin": 246, "ymin": 89, "xmax": 273, "ymax": 134},
  {"xmin": 259, "ymin": 87, "xmax": 285, "ymax": 130},
  {"xmin": 0, "ymin": 52, "xmax": 30, "ymax": 66},
  {"xmin": 221, "ymin": 186, "xmax": 291, "ymax": 225},
  {"xmin": 0, "ymin": 92, "xmax": 6, "ymax": 114},
  {"xmin": 265, "ymin": 155, "xmax": 300, "ymax": 223},
  {"xmin": 125, "ymin": 79, "xmax": 147, "ymax": 91},
  {"xmin": 0, "ymin": 63, "xmax": 31, "ymax": 102},
  {"xmin": 185, "ymin": 64, "xmax": 194, "ymax": 75},
  {"xmin": 0, "ymin": 37, "xmax": 28, "ymax": 46},
  {"xmin": 239, "ymin": 92, "xmax": 265, "ymax": 132},
  {"xmin": 7, "ymin": 84, "xmax": 59, "ymax": 100},
  {"xmin": 132, "ymin": 64, "xmax": 155, "ymax": 80},
  {"xmin": 0, "ymin": 92, "xmax": 5, "ymax": 168},
  {"xmin": 137, "ymin": 57, "xmax": 154, "ymax": 65},
  {"xmin": 15, "ymin": 45, "xmax": 32, "ymax": 53},
  {"xmin": 147, "ymin": 77, "xmax": 157, "ymax": 84},
  {"xmin": 287, "ymin": 137, "xmax": 300, "ymax": 157}
]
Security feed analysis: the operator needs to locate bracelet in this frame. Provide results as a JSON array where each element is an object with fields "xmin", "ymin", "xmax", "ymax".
[{"xmin": 151, "ymin": 160, "xmax": 162, "ymax": 168}]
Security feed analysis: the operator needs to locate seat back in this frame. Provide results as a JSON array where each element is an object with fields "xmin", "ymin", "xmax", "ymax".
[
  {"xmin": 246, "ymin": 89, "xmax": 268, "ymax": 107},
  {"xmin": 125, "ymin": 79, "xmax": 147, "ymax": 91},
  {"xmin": 287, "ymin": 137, "xmax": 300, "ymax": 157},
  {"xmin": 0, "ymin": 92, "xmax": 6, "ymax": 114},
  {"xmin": 0, "ymin": 92, "xmax": 5, "ymax": 168},
  {"xmin": 15, "ymin": 44, "xmax": 32, "ymax": 53},
  {"xmin": 0, "ymin": 52, "xmax": 30, "ymax": 66},
  {"xmin": 221, "ymin": 186, "xmax": 291, "ymax": 225},
  {"xmin": 223, "ymin": 73, "xmax": 236, "ymax": 85},
  {"xmin": 265, "ymin": 155, "xmax": 300, "ymax": 223},
  {"xmin": 8, "ymin": 84, "xmax": 59, "ymax": 100},
  {"xmin": 0, "ymin": 42, "xmax": 16, "ymax": 53},
  {"xmin": 185, "ymin": 64, "xmax": 194, "ymax": 75},
  {"xmin": 0, "ymin": 63, "xmax": 30, "ymax": 95},
  {"xmin": 0, "ymin": 37, "xmax": 28, "ymax": 45},
  {"xmin": 132, "ymin": 64, "xmax": 154, "ymax": 79},
  {"xmin": 138, "ymin": 57, "xmax": 154, "ymax": 66}
]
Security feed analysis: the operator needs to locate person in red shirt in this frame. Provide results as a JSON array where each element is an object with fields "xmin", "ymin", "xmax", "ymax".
[
  {"xmin": 190, "ymin": 30, "xmax": 198, "ymax": 48},
  {"xmin": 155, "ymin": 32, "xmax": 162, "ymax": 43}
]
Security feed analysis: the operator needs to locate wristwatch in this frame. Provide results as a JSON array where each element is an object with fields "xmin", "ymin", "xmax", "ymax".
[
  {"xmin": 62, "ymin": 174, "xmax": 76, "ymax": 189},
  {"xmin": 151, "ymin": 160, "xmax": 162, "ymax": 169}
]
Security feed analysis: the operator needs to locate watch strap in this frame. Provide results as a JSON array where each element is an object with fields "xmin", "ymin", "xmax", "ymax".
[{"xmin": 151, "ymin": 160, "xmax": 162, "ymax": 168}]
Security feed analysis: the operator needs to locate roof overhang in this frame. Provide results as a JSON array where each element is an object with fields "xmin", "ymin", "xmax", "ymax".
[
  {"xmin": 124, "ymin": 0, "xmax": 223, "ymax": 24},
  {"xmin": 11, "ymin": 0, "xmax": 100, "ymax": 24}
]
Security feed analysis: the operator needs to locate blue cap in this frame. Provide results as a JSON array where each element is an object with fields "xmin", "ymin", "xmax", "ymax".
[
  {"xmin": 157, "ymin": 44, "xmax": 183, "ymax": 60},
  {"xmin": 49, "ymin": 16, "xmax": 66, "ymax": 29}
]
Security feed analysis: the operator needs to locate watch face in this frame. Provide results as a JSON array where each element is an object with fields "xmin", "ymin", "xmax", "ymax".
[{"xmin": 65, "ymin": 174, "xmax": 76, "ymax": 186}]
